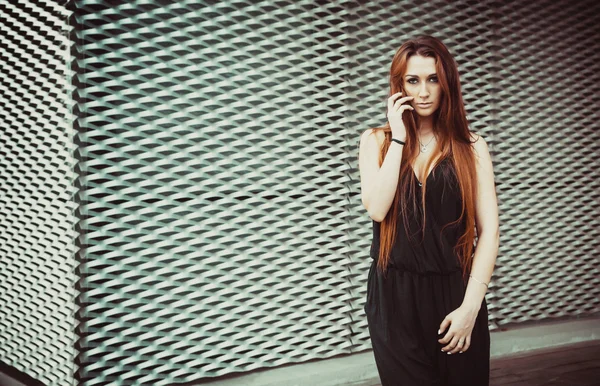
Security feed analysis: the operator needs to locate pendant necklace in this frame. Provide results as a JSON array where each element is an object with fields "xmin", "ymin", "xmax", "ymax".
[{"xmin": 419, "ymin": 134, "xmax": 436, "ymax": 153}]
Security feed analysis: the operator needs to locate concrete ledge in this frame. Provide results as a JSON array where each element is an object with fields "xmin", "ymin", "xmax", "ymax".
[
  {"xmin": 490, "ymin": 315, "xmax": 600, "ymax": 358},
  {"xmin": 194, "ymin": 315, "xmax": 600, "ymax": 386},
  {"xmin": 189, "ymin": 351, "xmax": 379, "ymax": 386}
]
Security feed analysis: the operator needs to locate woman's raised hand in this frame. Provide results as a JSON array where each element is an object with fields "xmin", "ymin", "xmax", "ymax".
[{"xmin": 387, "ymin": 91, "xmax": 414, "ymax": 141}]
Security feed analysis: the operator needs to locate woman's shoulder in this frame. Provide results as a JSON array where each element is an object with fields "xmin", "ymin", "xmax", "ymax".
[
  {"xmin": 468, "ymin": 130, "xmax": 489, "ymax": 149},
  {"xmin": 468, "ymin": 130, "xmax": 492, "ymax": 162},
  {"xmin": 359, "ymin": 127, "xmax": 386, "ymax": 148},
  {"xmin": 468, "ymin": 130, "xmax": 481, "ymax": 142}
]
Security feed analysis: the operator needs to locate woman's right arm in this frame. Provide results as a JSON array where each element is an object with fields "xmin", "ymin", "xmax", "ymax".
[{"xmin": 358, "ymin": 129, "xmax": 404, "ymax": 222}]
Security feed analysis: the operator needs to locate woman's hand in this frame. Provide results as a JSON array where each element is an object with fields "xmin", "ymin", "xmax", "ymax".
[
  {"xmin": 387, "ymin": 91, "xmax": 413, "ymax": 141},
  {"xmin": 437, "ymin": 304, "xmax": 479, "ymax": 354}
]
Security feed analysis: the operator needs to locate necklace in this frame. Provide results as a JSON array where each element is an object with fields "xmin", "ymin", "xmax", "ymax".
[{"xmin": 419, "ymin": 134, "xmax": 436, "ymax": 153}]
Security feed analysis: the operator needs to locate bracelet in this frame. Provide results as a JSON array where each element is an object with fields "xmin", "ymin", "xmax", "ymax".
[
  {"xmin": 469, "ymin": 274, "xmax": 489, "ymax": 288},
  {"xmin": 391, "ymin": 138, "xmax": 405, "ymax": 145}
]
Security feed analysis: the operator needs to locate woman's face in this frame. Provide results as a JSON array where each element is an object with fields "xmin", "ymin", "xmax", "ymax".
[{"xmin": 403, "ymin": 55, "xmax": 441, "ymax": 117}]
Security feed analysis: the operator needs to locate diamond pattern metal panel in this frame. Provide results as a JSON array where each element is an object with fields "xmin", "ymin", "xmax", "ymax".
[
  {"xmin": 71, "ymin": 1, "xmax": 354, "ymax": 385},
  {"xmin": 490, "ymin": 0, "xmax": 600, "ymax": 325},
  {"xmin": 0, "ymin": 0, "xmax": 597, "ymax": 385},
  {"xmin": 345, "ymin": 0, "xmax": 600, "ymax": 332},
  {"xmin": 343, "ymin": 0, "xmax": 500, "ymax": 340},
  {"xmin": 0, "ymin": 0, "xmax": 77, "ymax": 385},
  {"xmin": 70, "ymin": 0, "xmax": 600, "ymax": 384}
]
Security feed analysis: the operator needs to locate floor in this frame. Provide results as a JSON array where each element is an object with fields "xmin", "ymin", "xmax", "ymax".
[
  {"xmin": 1, "ymin": 340, "xmax": 598, "ymax": 385},
  {"xmin": 0, "ymin": 372, "xmax": 27, "ymax": 386},
  {"xmin": 364, "ymin": 339, "xmax": 600, "ymax": 386},
  {"xmin": 489, "ymin": 339, "xmax": 600, "ymax": 386}
]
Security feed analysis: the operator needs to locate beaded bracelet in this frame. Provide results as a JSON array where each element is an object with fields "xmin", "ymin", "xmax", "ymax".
[{"xmin": 469, "ymin": 274, "xmax": 489, "ymax": 288}]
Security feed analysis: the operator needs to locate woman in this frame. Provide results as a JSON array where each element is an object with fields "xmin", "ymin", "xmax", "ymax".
[{"xmin": 358, "ymin": 35, "xmax": 499, "ymax": 385}]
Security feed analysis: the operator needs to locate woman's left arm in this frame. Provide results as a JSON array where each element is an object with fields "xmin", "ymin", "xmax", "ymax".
[
  {"xmin": 461, "ymin": 133, "xmax": 500, "ymax": 311},
  {"xmin": 438, "ymin": 133, "xmax": 500, "ymax": 354}
]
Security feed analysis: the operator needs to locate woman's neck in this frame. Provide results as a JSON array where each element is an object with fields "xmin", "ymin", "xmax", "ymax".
[{"xmin": 417, "ymin": 116, "xmax": 434, "ymax": 137}]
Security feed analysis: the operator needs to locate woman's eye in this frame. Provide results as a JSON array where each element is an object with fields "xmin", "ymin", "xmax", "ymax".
[{"xmin": 407, "ymin": 78, "xmax": 437, "ymax": 84}]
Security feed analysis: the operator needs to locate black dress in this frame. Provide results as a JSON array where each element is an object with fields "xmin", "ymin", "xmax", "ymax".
[{"xmin": 364, "ymin": 157, "xmax": 490, "ymax": 386}]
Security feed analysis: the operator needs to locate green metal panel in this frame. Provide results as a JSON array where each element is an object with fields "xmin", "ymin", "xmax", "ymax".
[
  {"xmin": 0, "ymin": 0, "xmax": 598, "ymax": 385},
  {"xmin": 0, "ymin": 0, "xmax": 77, "ymax": 385}
]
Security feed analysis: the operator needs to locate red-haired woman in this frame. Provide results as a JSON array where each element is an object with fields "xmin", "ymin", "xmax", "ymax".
[{"xmin": 358, "ymin": 35, "xmax": 499, "ymax": 385}]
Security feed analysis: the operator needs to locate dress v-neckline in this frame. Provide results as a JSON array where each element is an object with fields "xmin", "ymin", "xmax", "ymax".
[{"xmin": 412, "ymin": 157, "xmax": 445, "ymax": 185}]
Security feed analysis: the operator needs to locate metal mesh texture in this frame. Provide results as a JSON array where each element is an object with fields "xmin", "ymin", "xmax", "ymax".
[
  {"xmin": 71, "ymin": 0, "xmax": 600, "ymax": 384},
  {"xmin": 0, "ymin": 0, "xmax": 598, "ymax": 385},
  {"xmin": 347, "ymin": 0, "xmax": 600, "ymax": 326},
  {"xmin": 70, "ymin": 2, "xmax": 358, "ymax": 384},
  {"xmin": 0, "ymin": 0, "xmax": 77, "ymax": 385},
  {"xmin": 489, "ymin": 0, "xmax": 600, "ymax": 325}
]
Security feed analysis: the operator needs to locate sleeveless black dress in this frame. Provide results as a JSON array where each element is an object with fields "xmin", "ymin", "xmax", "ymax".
[{"xmin": 364, "ymin": 157, "xmax": 490, "ymax": 386}]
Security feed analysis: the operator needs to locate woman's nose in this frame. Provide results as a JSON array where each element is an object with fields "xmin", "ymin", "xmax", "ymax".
[{"xmin": 419, "ymin": 83, "xmax": 430, "ymax": 97}]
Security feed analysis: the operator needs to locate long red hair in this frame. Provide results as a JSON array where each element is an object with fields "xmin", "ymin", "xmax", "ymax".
[{"xmin": 371, "ymin": 35, "xmax": 478, "ymax": 284}]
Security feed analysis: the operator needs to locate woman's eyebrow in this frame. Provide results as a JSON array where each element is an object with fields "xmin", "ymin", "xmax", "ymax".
[{"xmin": 405, "ymin": 73, "xmax": 437, "ymax": 77}]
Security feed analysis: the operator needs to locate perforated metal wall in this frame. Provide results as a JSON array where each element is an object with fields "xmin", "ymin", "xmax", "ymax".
[
  {"xmin": 346, "ymin": 0, "xmax": 600, "ymax": 328},
  {"xmin": 0, "ymin": 0, "xmax": 598, "ymax": 385},
  {"xmin": 0, "ymin": 0, "xmax": 76, "ymax": 385},
  {"xmin": 70, "ymin": 2, "xmax": 358, "ymax": 384},
  {"xmin": 489, "ymin": 0, "xmax": 600, "ymax": 325},
  {"xmin": 70, "ymin": 0, "xmax": 599, "ymax": 384}
]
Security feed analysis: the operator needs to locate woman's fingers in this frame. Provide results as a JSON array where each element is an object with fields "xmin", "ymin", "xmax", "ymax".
[
  {"xmin": 387, "ymin": 92, "xmax": 403, "ymax": 110},
  {"xmin": 461, "ymin": 335, "xmax": 472, "ymax": 353},
  {"xmin": 387, "ymin": 92, "xmax": 414, "ymax": 112},
  {"xmin": 393, "ymin": 96, "xmax": 414, "ymax": 110},
  {"xmin": 400, "ymin": 103, "xmax": 414, "ymax": 114},
  {"xmin": 442, "ymin": 334, "xmax": 460, "ymax": 353},
  {"xmin": 441, "ymin": 334, "xmax": 471, "ymax": 354},
  {"xmin": 449, "ymin": 336, "xmax": 466, "ymax": 354},
  {"xmin": 386, "ymin": 92, "xmax": 411, "ymax": 137}
]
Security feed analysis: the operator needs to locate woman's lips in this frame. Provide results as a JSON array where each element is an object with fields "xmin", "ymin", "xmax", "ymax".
[{"xmin": 417, "ymin": 103, "xmax": 432, "ymax": 108}]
